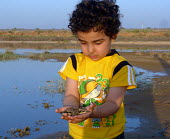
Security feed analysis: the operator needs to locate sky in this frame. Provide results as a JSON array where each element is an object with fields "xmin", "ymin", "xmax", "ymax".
[{"xmin": 0, "ymin": 0, "xmax": 169, "ymax": 29}]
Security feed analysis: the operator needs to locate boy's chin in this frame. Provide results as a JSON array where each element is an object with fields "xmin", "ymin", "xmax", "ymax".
[{"xmin": 89, "ymin": 57, "xmax": 102, "ymax": 61}]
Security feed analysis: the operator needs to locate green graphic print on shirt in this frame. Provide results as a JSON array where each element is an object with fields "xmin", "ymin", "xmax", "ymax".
[{"xmin": 78, "ymin": 73, "xmax": 116, "ymax": 128}]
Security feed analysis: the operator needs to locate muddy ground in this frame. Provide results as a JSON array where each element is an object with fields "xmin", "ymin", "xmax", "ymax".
[
  {"xmin": 122, "ymin": 51, "xmax": 170, "ymax": 139},
  {"xmin": 36, "ymin": 45, "xmax": 170, "ymax": 139}
]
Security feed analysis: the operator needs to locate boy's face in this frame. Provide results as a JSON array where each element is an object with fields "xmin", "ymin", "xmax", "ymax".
[{"xmin": 77, "ymin": 30, "xmax": 112, "ymax": 61}]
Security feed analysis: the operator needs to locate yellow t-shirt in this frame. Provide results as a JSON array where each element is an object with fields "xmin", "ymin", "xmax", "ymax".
[{"xmin": 58, "ymin": 49, "xmax": 137, "ymax": 139}]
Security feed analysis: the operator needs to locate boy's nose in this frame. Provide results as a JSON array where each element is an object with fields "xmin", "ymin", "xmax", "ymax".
[{"xmin": 88, "ymin": 45, "xmax": 95, "ymax": 53}]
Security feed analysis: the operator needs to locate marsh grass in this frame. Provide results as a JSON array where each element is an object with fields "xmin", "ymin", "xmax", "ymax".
[
  {"xmin": 39, "ymin": 79, "xmax": 65, "ymax": 95},
  {"xmin": 57, "ymin": 79, "xmax": 66, "ymax": 93},
  {"xmin": 0, "ymin": 51, "xmax": 72, "ymax": 61},
  {"xmin": 0, "ymin": 51, "xmax": 21, "ymax": 61},
  {"xmin": 1, "ymin": 49, "xmax": 170, "ymax": 62},
  {"xmin": 28, "ymin": 52, "xmax": 72, "ymax": 61}
]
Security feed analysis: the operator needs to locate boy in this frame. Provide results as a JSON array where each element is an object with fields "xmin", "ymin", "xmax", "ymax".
[{"xmin": 56, "ymin": 0, "xmax": 137, "ymax": 138}]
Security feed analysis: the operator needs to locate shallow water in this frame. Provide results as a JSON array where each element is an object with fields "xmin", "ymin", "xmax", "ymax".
[
  {"xmin": 117, "ymin": 49, "xmax": 170, "ymax": 52},
  {"xmin": 125, "ymin": 117, "xmax": 141, "ymax": 132},
  {"xmin": 0, "ymin": 59, "xmax": 68, "ymax": 138},
  {"xmin": 0, "ymin": 48, "xmax": 81, "ymax": 55},
  {"xmin": 0, "ymin": 48, "xmax": 170, "ymax": 55},
  {"xmin": 135, "ymin": 66, "xmax": 167, "ymax": 82},
  {"xmin": 0, "ymin": 53, "xmax": 167, "ymax": 138}
]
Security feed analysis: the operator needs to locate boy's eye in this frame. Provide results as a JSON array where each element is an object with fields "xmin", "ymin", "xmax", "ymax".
[
  {"xmin": 95, "ymin": 42, "xmax": 102, "ymax": 45},
  {"xmin": 80, "ymin": 42, "xmax": 87, "ymax": 45}
]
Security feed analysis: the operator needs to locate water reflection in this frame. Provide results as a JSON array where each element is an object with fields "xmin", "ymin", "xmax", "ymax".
[
  {"xmin": 134, "ymin": 66, "xmax": 168, "ymax": 91},
  {"xmin": 0, "ymin": 48, "xmax": 81, "ymax": 55},
  {"xmin": 135, "ymin": 66, "xmax": 167, "ymax": 83},
  {"xmin": 1, "ymin": 48, "xmax": 170, "ymax": 54},
  {"xmin": 117, "ymin": 49, "xmax": 170, "ymax": 52},
  {"xmin": 125, "ymin": 117, "xmax": 141, "ymax": 132},
  {"xmin": 0, "ymin": 59, "xmax": 67, "ymax": 138}
]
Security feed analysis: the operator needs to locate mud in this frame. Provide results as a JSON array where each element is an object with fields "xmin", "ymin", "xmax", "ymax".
[
  {"xmin": 124, "ymin": 75, "xmax": 170, "ymax": 139},
  {"xmin": 61, "ymin": 107, "xmax": 90, "ymax": 116},
  {"xmin": 122, "ymin": 51, "xmax": 170, "ymax": 138}
]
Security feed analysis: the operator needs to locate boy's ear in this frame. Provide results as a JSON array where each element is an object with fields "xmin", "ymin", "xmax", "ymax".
[{"xmin": 112, "ymin": 34, "xmax": 117, "ymax": 40}]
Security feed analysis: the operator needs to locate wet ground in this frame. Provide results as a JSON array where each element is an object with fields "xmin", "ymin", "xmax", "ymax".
[
  {"xmin": 0, "ymin": 46, "xmax": 170, "ymax": 139},
  {"xmin": 122, "ymin": 51, "xmax": 170, "ymax": 139}
]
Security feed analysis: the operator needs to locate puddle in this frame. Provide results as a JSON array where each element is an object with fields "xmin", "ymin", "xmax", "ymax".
[
  {"xmin": 133, "ymin": 66, "xmax": 168, "ymax": 91},
  {"xmin": 0, "ymin": 48, "xmax": 81, "ymax": 55},
  {"xmin": 1, "ymin": 48, "xmax": 170, "ymax": 55},
  {"xmin": 0, "ymin": 59, "xmax": 67, "ymax": 139},
  {"xmin": 0, "ymin": 48, "xmax": 6, "ymax": 53},
  {"xmin": 124, "ymin": 67, "xmax": 167, "ymax": 132},
  {"xmin": 135, "ymin": 66, "xmax": 167, "ymax": 78},
  {"xmin": 125, "ymin": 117, "xmax": 141, "ymax": 132},
  {"xmin": 117, "ymin": 49, "xmax": 170, "ymax": 52}
]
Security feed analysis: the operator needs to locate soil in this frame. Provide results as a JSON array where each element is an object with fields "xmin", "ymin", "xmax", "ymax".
[
  {"xmin": 37, "ymin": 45, "xmax": 170, "ymax": 139},
  {"xmin": 0, "ymin": 40, "xmax": 170, "ymax": 46},
  {"xmin": 122, "ymin": 51, "xmax": 170, "ymax": 139}
]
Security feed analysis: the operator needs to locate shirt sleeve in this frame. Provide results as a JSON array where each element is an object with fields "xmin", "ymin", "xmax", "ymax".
[
  {"xmin": 58, "ymin": 57, "xmax": 78, "ymax": 81},
  {"xmin": 110, "ymin": 65, "xmax": 137, "ymax": 89}
]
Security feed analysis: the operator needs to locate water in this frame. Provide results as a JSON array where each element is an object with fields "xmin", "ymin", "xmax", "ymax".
[
  {"xmin": 0, "ymin": 52, "xmax": 167, "ymax": 138},
  {"xmin": 1, "ymin": 48, "xmax": 170, "ymax": 55},
  {"xmin": 0, "ymin": 48, "xmax": 81, "ymax": 55},
  {"xmin": 0, "ymin": 59, "xmax": 68, "ymax": 139},
  {"xmin": 135, "ymin": 66, "xmax": 167, "ymax": 83},
  {"xmin": 125, "ymin": 117, "xmax": 141, "ymax": 132},
  {"xmin": 116, "ymin": 49, "xmax": 170, "ymax": 52}
]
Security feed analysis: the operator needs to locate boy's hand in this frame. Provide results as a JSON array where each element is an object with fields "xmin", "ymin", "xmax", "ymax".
[
  {"xmin": 67, "ymin": 103, "xmax": 96, "ymax": 123},
  {"xmin": 55, "ymin": 106, "xmax": 74, "ymax": 121}
]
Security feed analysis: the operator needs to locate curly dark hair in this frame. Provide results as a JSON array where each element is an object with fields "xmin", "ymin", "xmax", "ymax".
[{"xmin": 68, "ymin": 0, "xmax": 121, "ymax": 38}]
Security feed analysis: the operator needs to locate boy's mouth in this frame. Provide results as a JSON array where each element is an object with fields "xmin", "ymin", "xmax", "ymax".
[{"xmin": 89, "ymin": 55, "xmax": 98, "ymax": 60}]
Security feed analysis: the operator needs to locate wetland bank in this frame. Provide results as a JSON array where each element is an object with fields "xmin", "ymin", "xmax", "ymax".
[{"xmin": 0, "ymin": 29, "xmax": 170, "ymax": 139}]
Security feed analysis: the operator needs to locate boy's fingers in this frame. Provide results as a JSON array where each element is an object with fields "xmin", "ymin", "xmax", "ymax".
[
  {"xmin": 86, "ymin": 103, "xmax": 96, "ymax": 111},
  {"xmin": 91, "ymin": 102, "xmax": 97, "ymax": 107},
  {"xmin": 55, "ymin": 107, "xmax": 66, "ymax": 113},
  {"xmin": 55, "ymin": 109, "xmax": 60, "ymax": 113},
  {"xmin": 55, "ymin": 108, "xmax": 63, "ymax": 113}
]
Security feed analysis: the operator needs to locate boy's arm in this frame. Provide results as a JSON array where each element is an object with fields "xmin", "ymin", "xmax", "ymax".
[
  {"xmin": 63, "ymin": 77, "xmax": 80, "ymax": 108},
  {"xmin": 55, "ymin": 77, "xmax": 79, "ymax": 113},
  {"xmin": 68, "ymin": 86, "xmax": 126, "ymax": 123},
  {"xmin": 90, "ymin": 86, "xmax": 127, "ymax": 118}
]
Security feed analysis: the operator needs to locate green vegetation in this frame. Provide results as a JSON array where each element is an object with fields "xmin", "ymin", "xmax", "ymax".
[
  {"xmin": 0, "ymin": 51, "xmax": 72, "ymax": 61},
  {"xmin": 0, "ymin": 51, "xmax": 21, "ymax": 61},
  {"xmin": 39, "ymin": 79, "xmax": 65, "ymax": 95},
  {"xmin": 28, "ymin": 52, "xmax": 72, "ymax": 61}
]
